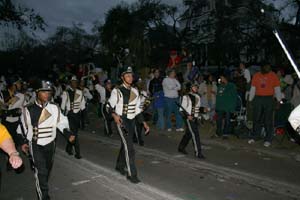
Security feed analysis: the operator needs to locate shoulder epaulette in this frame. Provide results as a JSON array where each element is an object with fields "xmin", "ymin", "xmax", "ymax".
[
  {"xmin": 49, "ymin": 102, "xmax": 59, "ymax": 106},
  {"xmin": 24, "ymin": 102, "xmax": 34, "ymax": 108}
]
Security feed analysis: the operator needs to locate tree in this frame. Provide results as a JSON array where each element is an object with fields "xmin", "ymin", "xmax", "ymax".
[
  {"xmin": 179, "ymin": 0, "xmax": 282, "ymax": 65},
  {"xmin": 99, "ymin": 0, "xmax": 176, "ymax": 69},
  {"xmin": 46, "ymin": 24, "xmax": 100, "ymax": 65},
  {"xmin": 276, "ymin": 0, "xmax": 300, "ymax": 27},
  {"xmin": 0, "ymin": 0, "xmax": 45, "ymax": 30}
]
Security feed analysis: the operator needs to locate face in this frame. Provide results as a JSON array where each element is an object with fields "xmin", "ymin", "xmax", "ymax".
[
  {"xmin": 277, "ymin": 71, "xmax": 282, "ymax": 77},
  {"xmin": 80, "ymin": 80, "xmax": 85, "ymax": 87},
  {"xmin": 191, "ymin": 86, "xmax": 198, "ymax": 93},
  {"xmin": 169, "ymin": 71, "xmax": 176, "ymax": 78},
  {"xmin": 71, "ymin": 81, "xmax": 78, "ymax": 88},
  {"xmin": 122, "ymin": 73, "xmax": 133, "ymax": 85},
  {"xmin": 37, "ymin": 91, "xmax": 51, "ymax": 103},
  {"xmin": 8, "ymin": 84, "xmax": 16, "ymax": 92},
  {"xmin": 15, "ymin": 82, "xmax": 22, "ymax": 90},
  {"xmin": 208, "ymin": 75, "xmax": 213, "ymax": 81},
  {"xmin": 239, "ymin": 63, "xmax": 245, "ymax": 70},
  {"xmin": 106, "ymin": 82, "xmax": 112, "ymax": 89},
  {"xmin": 220, "ymin": 76, "xmax": 227, "ymax": 84},
  {"xmin": 154, "ymin": 70, "xmax": 160, "ymax": 78}
]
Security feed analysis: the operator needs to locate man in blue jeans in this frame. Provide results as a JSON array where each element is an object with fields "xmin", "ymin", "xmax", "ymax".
[
  {"xmin": 149, "ymin": 69, "xmax": 164, "ymax": 130},
  {"xmin": 162, "ymin": 69, "xmax": 183, "ymax": 132}
]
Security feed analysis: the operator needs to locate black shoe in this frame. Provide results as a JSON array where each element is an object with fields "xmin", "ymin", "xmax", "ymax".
[
  {"xmin": 222, "ymin": 135, "xmax": 229, "ymax": 140},
  {"xmin": 66, "ymin": 148, "xmax": 73, "ymax": 156},
  {"xmin": 115, "ymin": 167, "xmax": 126, "ymax": 176},
  {"xmin": 127, "ymin": 176, "xmax": 141, "ymax": 184},
  {"xmin": 139, "ymin": 141, "xmax": 144, "ymax": 146},
  {"xmin": 211, "ymin": 134, "xmax": 219, "ymax": 139},
  {"xmin": 75, "ymin": 154, "xmax": 82, "ymax": 159},
  {"xmin": 197, "ymin": 154, "xmax": 206, "ymax": 159},
  {"xmin": 106, "ymin": 132, "xmax": 113, "ymax": 137},
  {"xmin": 178, "ymin": 148, "xmax": 188, "ymax": 155}
]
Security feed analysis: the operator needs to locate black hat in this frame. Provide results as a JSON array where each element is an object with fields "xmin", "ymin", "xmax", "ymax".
[
  {"xmin": 185, "ymin": 82, "xmax": 199, "ymax": 89},
  {"xmin": 70, "ymin": 75, "xmax": 78, "ymax": 82},
  {"xmin": 6, "ymin": 76, "xmax": 21, "ymax": 88},
  {"xmin": 120, "ymin": 66, "xmax": 133, "ymax": 76},
  {"xmin": 104, "ymin": 79, "xmax": 111, "ymax": 85},
  {"xmin": 32, "ymin": 79, "xmax": 52, "ymax": 92}
]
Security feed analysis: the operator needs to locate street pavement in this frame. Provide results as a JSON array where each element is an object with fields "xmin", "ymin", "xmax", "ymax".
[{"xmin": 1, "ymin": 109, "xmax": 300, "ymax": 200}]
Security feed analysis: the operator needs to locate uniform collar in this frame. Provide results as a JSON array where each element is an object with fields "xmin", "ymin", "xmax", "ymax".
[
  {"xmin": 122, "ymin": 83, "xmax": 131, "ymax": 90},
  {"xmin": 35, "ymin": 100, "xmax": 48, "ymax": 108}
]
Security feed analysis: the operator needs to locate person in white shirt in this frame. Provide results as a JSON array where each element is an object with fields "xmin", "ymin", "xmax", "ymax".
[
  {"xmin": 108, "ymin": 67, "xmax": 150, "ymax": 183},
  {"xmin": 61, "ymin": 76, "xmax": 85, "ymax": 159},
  {"xmin": 239, "ymin": 62, "xmax": 251, "ymax": 100},
  {"xmin": 239, "ymin": 63, "xmax": 251, "ymax": 84},
  {"xmin": 198, "ymin": 74, "xmax": 217, "ymax": 121},
  {"xmin": 162, "ymin": 69, "xmax": 183, "ymax": 132},
  {"xmin": 94, "ymin": 76, "xmax": 106, "ymax": 118},
  {"xmin": 19, "ymin": 79, "xmax": 75, "ymax": 200},
  {"xmin": 79, "ymin": 79, "xmax": 93, "ymax": 129},
  {"xmin": 2, "ymin": 78, "xmax": 25, "ymax": 145},
  {"xmin": 289, "ymin": 104, "xmax": 300, "ymax": 135},
  {"xmin": 178, "ymin": 83, "xmax": 206, "ymax": 159}
]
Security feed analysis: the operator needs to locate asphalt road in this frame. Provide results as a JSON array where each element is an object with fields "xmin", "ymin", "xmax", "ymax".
[{"xmin": 1, "ymin": 111, "xmax": 300, "ymax": 200}]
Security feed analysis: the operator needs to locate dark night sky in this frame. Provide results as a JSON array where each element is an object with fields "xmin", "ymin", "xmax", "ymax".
[
  {"xmin": 6, "ymin": 0, "xmax": 294, "ymax": 41},
  {"xmin": 17, "ymin": 0, "xmax": 182, "ymax": 39}
]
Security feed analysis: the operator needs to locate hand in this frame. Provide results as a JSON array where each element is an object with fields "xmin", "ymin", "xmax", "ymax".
[
  {"xmin": 204, "ymin": 107, "xmax": 210, "ymax": 113},
  {"xmin": 21, "ymin": 144, "xmax": 29, "ymax": 155},
  {"xmin": 112, "ymin": 114, "xmax": 122, "ymax": 125},
  {"xmin": 188, "ymin": 115, "xmax": 193, "ymax": 121},
  {"xmin": 143, "ymin": 122, "xmax": 150, "ymax": 136},
  {"xmin": 69, "ymin": 135, "xmax": 76, "ymax": 143},
  {"xmin": 9, "ymin": 153, "xmax": 22, "ymax": 169}
]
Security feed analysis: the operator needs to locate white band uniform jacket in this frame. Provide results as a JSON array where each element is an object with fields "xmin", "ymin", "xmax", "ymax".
[
  {"xmin": 6, "ymin": 92, "xmax": 25, "ymax": 123},
  {"xmin": 61, "ymin": 88, "xmax": 86, "ymax": 114},
  {"xmin": 108, "ymin": 85, "xmax": 143, "ymax": 119},
  {"xmin": 289, "ymin": 104, "xmax": 300, "ymax": 132},
  {"xmin": 139, "ymin": 90, "xmax": 148, "ymax": 111},
  {"xmin": 18, "ymin": 102, "xmax": 70, "ymax": 146},
  {"xmin": 180, "ymin": 93, "xmax": 201, "ymax": 118}
]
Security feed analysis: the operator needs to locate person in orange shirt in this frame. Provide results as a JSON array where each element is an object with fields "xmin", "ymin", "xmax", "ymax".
[
  {"xmin": 0, "ymin": 123, "xmax": 23, "ymax": 169},
  {"xmin": 248, "ymin": 62, "xmax": 282, "ymax": 147}
]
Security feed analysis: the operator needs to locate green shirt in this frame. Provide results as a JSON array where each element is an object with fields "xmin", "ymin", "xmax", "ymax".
[{"xmin": 216, "ymin": 82, "xmax": 237, "ymax": 112}]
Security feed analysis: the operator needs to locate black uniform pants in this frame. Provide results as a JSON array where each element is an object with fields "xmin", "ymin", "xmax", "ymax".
[
  {"xmin": 31, "ymin": 141, "xmax": 55, "ymax": 200},
  {"xmin": 251, "ymin": 96, "xmax": 274, "ymax": 142},
  {"xmin": 178, "ymin": 119, "xmax": 202, "ymax": 157},
  {"xmin": 66, "ymin": 112, "xmax": 80, "ymax": 156},
  {"xmin": 116, "ymin": 117, "xmax": 137, "ymax": 178},
  {"xmin": 133, "ymin": 119, "xmax": 144, "ymax": 145},
  {"xmin": 80, "ymin": 108, "xmax": 87, "ymax": 129},
  {"xmin": 101, "ymin": 103, "xmax": 113, "ymax": 136}
]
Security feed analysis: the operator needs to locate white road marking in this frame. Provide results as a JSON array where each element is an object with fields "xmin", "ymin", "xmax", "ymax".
[
  {"xmin": 56, "ymin": 149, "xmax": 186, "ymax": 200},
  {"xmin": 151, "ymin": 161, "xmax": 161, "ymax": 164},
  {"xmin": 72, "ymin": 180, "xmax": 91, "ymax": 186}
]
